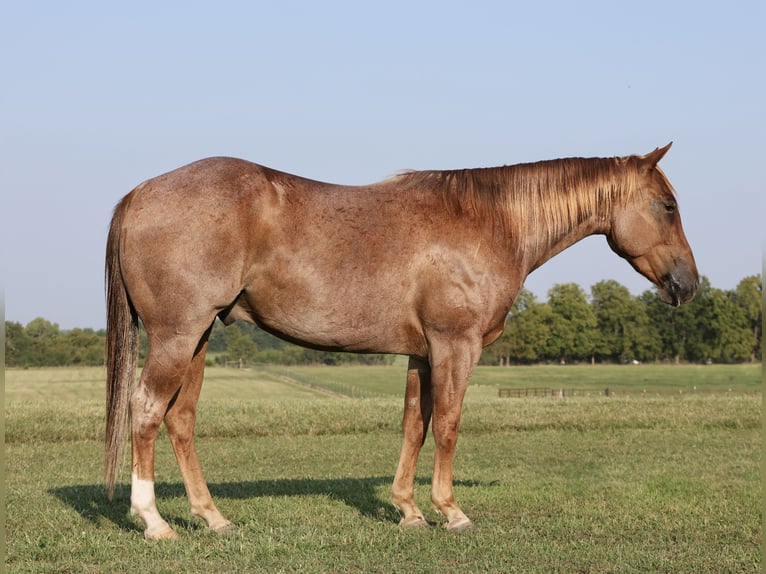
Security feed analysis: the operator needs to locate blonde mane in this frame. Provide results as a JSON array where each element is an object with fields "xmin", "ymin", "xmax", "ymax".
[{"xmin": 396, "ymin": 155, "xmax": 649, "ymax": 249}]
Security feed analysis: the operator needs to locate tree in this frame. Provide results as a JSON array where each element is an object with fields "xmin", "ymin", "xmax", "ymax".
[
  {"xmin": 484, "ymin": 288, "xmax": 538, "ymax": 365},
  {"xmin": 6, "ymin": 318, "xmax": 66, "ymax": 366},
  {"xmin": 546, "ymin": 283, "xmax": 597, "ymax": 363},
  {"xmin": 25, "ymin": 317, "xmax": 61, "ymax": 339},
  {"xmin": 642, "ymin": 289, "xmax": 690, "ymax": 363},
  {"xmin": 510, "ymin": 287, "xmax": 538, "ymax": 314},
  {"xmin": 591, "ymin": 280, "xmax": 659, "ymax": 362},
  {"xmin": 701, "ymin": 288, "xmax": 752, "ymax": 363},
  {"xmin": 644, "ymin": 277, "xmax": 753, "ymax": 364},
  {"xmin": 734, "ymin": 275, "xmax": 762, "ymax": 362},
  {"xmin": 59, "ymin": 328, "xmax": 105, "ymax": 365},
  {"xmin": 221, "ymin": 323, "xmax": 259, "ymax": 365},
  {"xmin": 503, "ymin": 302, "xmax": 555, "ymax": 364},
  {"xmin": 207, "ymin": 321, "xmax": 228, "ymax": 353},
  {"xmin": 5, "ymin": 321, "xmax": 30, "ymax": 366}
]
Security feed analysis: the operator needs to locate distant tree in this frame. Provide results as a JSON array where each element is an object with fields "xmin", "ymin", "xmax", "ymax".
[
  {"xmin": 253, "ymin": 345, "xmax": 307, "ymax": 365},
  {"xmin": 5, "ymin": 318, "xmax": 103, "ymax": 366},
  {"xmin": 59, "ymin": 328, "xmax": 104, "ymax": 365},
  {"xmin": 643, "ymin": 277, "xmax": 754, "ymax": 364},
  {"xmin": 701, "ymin": 288, "xmax": 752, "ymax": 363},
  {"xmin": 504, "ymin": 302, "xmax": 555, "ymax": 364},
  {"xmin": 642, "ymin": 286, "xmax": 699, "ymax": 363},
  {"xmin": 221, "ymin": 323, "xmax": 259, "ymax": 365},
  {"xmin": 510, "ymin": 287, "xmax": 538, "ymax": 314},
  {"xmin": 590, "ymin": 280, "xmax": 660, "ymax": 363},
  {"xmin": 734, "ymin": 275, "xmax": 762, "ymax": 362},
  {"xmin": 546, "ymin": 283, "xmax": 597, "ymax": 363},
  {"xmin": 356, "ymin": 353, "xmax": 396, "ymax": 366},
  {"xmin": 25, "ymin": 317, "xmax": 60, "ymax": 339},
  {"xmin": 490, "ymin": 289, "xmax": 556, "ymax": 365},
  {"xmin": 483, "ymin": 289, "xmax": 546, "ymax": 365},
  {"xmin": 8, "ymin": 318, "xmax": 66, "ymax": 366},
  {"xmin": 591, "ymin": 280, "xmax": 632, "ymax": 361},
  {"xmin": 5, "ymin": 321, "xmax": 30, "ymax": 366},
  {"xmin": 207, "ymin": 321, "xmax": 228, "ymax": 353}
]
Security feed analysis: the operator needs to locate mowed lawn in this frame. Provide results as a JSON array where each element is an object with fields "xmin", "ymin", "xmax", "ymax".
[{"xmin": 5, "ymin": 364, "xmax": 762, "ymax": 573}]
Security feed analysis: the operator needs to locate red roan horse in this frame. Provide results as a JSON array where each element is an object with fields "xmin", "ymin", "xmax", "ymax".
[{"xmin": 105, "ymin": 143, "xmax": 697, "ymax": 539}]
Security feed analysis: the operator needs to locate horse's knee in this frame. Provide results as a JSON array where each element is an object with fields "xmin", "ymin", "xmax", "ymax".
[{"xmin": 431, "ymin": 418, "xmax": 459, "ymax": 451}]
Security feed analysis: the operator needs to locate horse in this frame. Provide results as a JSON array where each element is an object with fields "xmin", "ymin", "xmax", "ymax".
[{"xmin": 105, "ymin": 143, "xmax": 698, "ymax": 539}]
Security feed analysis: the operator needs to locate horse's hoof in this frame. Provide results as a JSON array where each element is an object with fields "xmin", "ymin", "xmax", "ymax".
[
  {"xmin": 211, "ymin": 521, "xmax": 236, "ymax": 535},
  {"xmin": 399, "ymin": 514, "xmax": 431, "ymax": 529},
  {"xmin": 144, "ymin": 525, "xmax": 180, "ymax": 541},
  {"xmin": 445, "ymin": 517, "xmax": 476, "ymax": 533}
]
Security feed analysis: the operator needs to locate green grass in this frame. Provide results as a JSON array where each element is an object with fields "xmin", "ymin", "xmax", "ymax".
[
  {"xmin": 470, "ymin": 363, "xmax": 761, "ymax": 393},
  {"xmin": 5, "ymin": 365, "xmax": 762, "ymax": 573},
  {"xmin": 253, "ymin": 363, "xmax": 762, "ymax": 398}
]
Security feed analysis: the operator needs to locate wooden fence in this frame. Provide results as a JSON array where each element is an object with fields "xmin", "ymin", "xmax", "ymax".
[
  {"xmin": 497, "ymin": 387, "xmax": 609, "ymax": 398},
  {"xmin": 498, "ymin": 387, "xmax": 553, "ymax": 398},
  {"xmin": 498, "ymin": 387, "xmax": 751, "ymax": 398}
]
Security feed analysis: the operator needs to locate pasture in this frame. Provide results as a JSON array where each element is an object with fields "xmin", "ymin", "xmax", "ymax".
[{"xmin": 5, "ymin": 364, "xmax": 762, "ymax": 573}]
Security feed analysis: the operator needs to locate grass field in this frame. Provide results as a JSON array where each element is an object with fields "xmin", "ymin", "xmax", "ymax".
[{"xmin": 5, "ymin": 364, "xmax": 762, "ymax": 573}]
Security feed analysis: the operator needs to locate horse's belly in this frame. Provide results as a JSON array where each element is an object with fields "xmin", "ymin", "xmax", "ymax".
[
  {"xmin": 255, "ymin": 310, "xmax": 415, "ymax": 355},
  {"xmin": 227, "ymin": 279, "xmax": 423, "ymax": 355}
]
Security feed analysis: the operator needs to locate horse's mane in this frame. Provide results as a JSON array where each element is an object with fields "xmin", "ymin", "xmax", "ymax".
[{"xmin": 396, "ymin": 155, "xmax": 653, "ymax": 248}]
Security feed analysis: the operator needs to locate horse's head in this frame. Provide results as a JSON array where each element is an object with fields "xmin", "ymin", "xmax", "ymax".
[{"xmin": 607, "ymin": 143, "xmax": 699, "ymax": 306}]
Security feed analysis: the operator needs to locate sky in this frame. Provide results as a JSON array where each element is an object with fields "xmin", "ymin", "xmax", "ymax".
[{"xmin": 2, "ymin": 1, "xmax": 763, "ymax": 330}]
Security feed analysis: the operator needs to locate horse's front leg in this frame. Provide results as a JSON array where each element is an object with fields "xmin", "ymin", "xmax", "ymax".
[
  {"xmin": 428, "ymin": 339, "xmax": 480, "ymax": 532},
  {"xmin": 391, "ymin": 356, "xmax": 433, "ymax": 528}
]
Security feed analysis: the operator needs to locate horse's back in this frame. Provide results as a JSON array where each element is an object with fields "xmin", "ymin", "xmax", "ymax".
[{"xmin": 126, "ymin": 157, "xmax": 287, "ymax": 207}]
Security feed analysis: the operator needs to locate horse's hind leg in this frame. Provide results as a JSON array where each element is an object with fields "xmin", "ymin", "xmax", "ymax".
[
  {"xmin": 130, "ymin": 332, "xmax": 207, "ymax": 540},
  {"xmin": 391, "ymin": 356, "xmax": 433, "ymax": 528},
  {"xmin": 164, "ymin": 329, "xmax": 233, "ymax": 533}
]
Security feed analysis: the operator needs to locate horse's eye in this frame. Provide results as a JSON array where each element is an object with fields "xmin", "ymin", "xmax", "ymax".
[{"xmin": 663, "ymin": 202, "xmax": 676, "ymax": 214}]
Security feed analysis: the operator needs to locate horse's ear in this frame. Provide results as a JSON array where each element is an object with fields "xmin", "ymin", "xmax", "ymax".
[{"xmin": 640, "ymin": 142, "xmax": 672, "ymax": 171}]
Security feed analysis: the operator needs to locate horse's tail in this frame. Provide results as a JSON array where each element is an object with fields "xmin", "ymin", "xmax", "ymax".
[{"xmin": 104, "ymin": 193, "xmax": 138, "ymax": 500}]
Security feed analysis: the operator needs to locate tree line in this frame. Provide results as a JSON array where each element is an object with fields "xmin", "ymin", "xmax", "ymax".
[
  {"xmin": 484, "ymin": 275, "xmax": 761, "ymax": 365},
  {"xmin": 5, "ymin": 275, "xmax": 761, "ymax": 368}
]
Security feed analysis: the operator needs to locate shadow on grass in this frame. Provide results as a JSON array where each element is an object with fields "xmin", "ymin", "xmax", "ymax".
[{"xmin": 50, "ymin": 477, "xmax": 484, "ymax": 534}]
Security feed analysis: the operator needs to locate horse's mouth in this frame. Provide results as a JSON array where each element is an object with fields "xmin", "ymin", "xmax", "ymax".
[{"xmin": 659, "ymin": 272, "xmax": 698, "ymax": 307}]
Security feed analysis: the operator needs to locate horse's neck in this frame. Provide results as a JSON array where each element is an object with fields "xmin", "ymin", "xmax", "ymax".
[{"xmin": 520, "ymin": 192, "xmax": 611, "ymax": 274}]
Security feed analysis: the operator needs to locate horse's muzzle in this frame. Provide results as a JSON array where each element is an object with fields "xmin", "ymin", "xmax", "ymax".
[{"xmin": 659, "ymin": 264, "xmax": 699, "ymax": 307}]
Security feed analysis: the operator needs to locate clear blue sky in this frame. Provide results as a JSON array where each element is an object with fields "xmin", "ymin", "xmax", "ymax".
[{"xmin": 2, "ymin": 1, "xmax": 763, "ymax": 330}]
